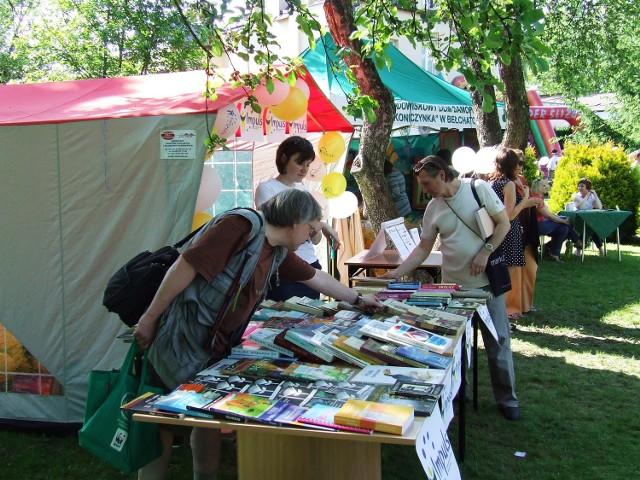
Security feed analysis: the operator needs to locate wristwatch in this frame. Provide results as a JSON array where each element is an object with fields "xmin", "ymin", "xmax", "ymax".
[
  {"xmin": 350, "ymin": 292, "xmax": 363, "ymax": 306},
  {"xmin": 484, "ymin": 243, "xmax": 494, "ymax": 252}
]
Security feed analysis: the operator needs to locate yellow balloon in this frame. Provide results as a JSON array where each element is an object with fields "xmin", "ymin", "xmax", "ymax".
[
  {"xmin": 321, "ymin": 172, "xmax": 347, "ymax": 199},
  {"xmin": 318, "ymin": 131, "xmax": 346, "ymax": 164},
  {"xmin": 192, "ymin": 212, "xmax": 212, "ymax": 232},
  {"xmin": 389, "ymin": 151, "xmax": 398, "ymax": 163},
  {"xmin": 269, "ymin": 87, "xmax": 308, "ymax": 122}
]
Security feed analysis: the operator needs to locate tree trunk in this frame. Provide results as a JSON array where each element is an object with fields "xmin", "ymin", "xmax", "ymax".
[
  {"xmin": 469, "ymin": 60, "xmax": 502, "ymax": 148},
  {"xmin": 324, "ymin": 0, "xmax": 398, "ymax": 232},
  {"xmin": 498, "ymin": 55, "xmax": 530, "ymax": 151}
]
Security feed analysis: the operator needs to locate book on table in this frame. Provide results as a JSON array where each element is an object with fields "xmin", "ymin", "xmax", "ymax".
[
  {"xmin": 385, "ymin": 321, "xmax": 453, "ymax": 355},
  {"xmin": 230, "ymin": 339, "xmax": 286, "ymax": 359},
  {"xmin": 365, "ymin": 387, "xmax": 438, "ymax": 417},
  {"xmin": 248, "ymin": 328, "xmax": 297, "ymax": 357},
  {"xmin": 334, "ymin": 398, "xmax": 415, "ymax": 435},
  {"xmin": 120, "ymin": 391, "xmax": 183, "ymax": 418},
  {"xmin": 153, "ymin": 382, "xmax": 219, "ymax": 418},
  {"xmin": 350, "ymin": 365, "xmax": 448, "ymax": 386},
  {"xmin": 394, "ymin": 345, "xmax": 453, "ymax": 370},
  {"xmin": 359, "ymin": 338, "xmax": 417, "ymax": 367},
  {"xmin": 389, "ymin": 380, "xmax": 445, "ymax": 400},
  {"xmin": 297, "ymin": 403, "xmax": 374, "ymax": 434}
]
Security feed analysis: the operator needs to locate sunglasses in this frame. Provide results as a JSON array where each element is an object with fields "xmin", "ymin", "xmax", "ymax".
[{"xmin": 414, "ymin": 158, "xmax": 442, "ymax": 175}]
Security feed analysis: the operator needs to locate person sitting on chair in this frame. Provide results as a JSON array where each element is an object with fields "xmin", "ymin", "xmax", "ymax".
[
  {"xmin": 530, "ymin": 179, "xmax": 582, "ymax": 262},
  {"xmin": 572, "ymin": 178, "xmax": 604, "ymax": 256}
]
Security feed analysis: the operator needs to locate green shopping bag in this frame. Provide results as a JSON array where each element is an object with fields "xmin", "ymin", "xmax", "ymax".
[{"xmin": 79, "ymin": 342, "xmax": 164, "ymax": 473}]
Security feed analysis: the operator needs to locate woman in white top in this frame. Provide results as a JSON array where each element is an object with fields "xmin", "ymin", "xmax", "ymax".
[
  {"xmin": 572, "ymin": 177, "xmax": 604, "ymax": 255},
  {"xmin": 255, "ymin": 136, "xmax": 341, "ymax": 300}
]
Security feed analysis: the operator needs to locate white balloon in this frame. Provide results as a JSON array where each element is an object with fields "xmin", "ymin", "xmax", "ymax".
[
  {"xmin": 212, "ymin": 102, "xmax": 240, "ymax": 139},
  {"xmin": 475, "ymin": 146, "xmax": 498, "ymax": 174},
  {"xmin": 452, "ymin": 146, "xmax": 476, "ymax": 174},
  {"xmin": 327, "ymin": 191, "xmax": 359, "ymax": 219},
  {"xmin": 195, "ymin": 166, "xmax": 222, "ymax": 212}
]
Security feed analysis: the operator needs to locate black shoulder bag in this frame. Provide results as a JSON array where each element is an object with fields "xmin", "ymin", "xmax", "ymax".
[
  {"xmin": 445, "ymin": 179, "xmax": 512, "ymax": 297},
  {"xmin": 103, "ymin": 224, "xmax": 206, "ymax": 327}
]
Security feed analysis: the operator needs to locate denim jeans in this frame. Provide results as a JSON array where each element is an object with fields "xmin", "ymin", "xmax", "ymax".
[{"xmin": 538, "ymin": 220, "xmax": 575, "ymax": 256}]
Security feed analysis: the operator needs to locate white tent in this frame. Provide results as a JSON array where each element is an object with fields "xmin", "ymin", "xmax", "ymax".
[{"xmin": 0, "ymin": 70, "xmax": 353, "ymax": 425}]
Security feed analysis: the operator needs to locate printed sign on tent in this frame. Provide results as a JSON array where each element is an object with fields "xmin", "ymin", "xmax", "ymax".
[
  {"xmin": 160, "ymin": 130, "xmax": 197, "ymax": 160},
  {"xmin": 239, "ymin": 104, "xmax": 264, "ymax": 142},
  {"xmin": 265, "ymin": 110, "xmax": 287, "ymax": 143},
  {"xmin": 290, "ymin": 115, "xmax": 308, "ymax": 137}
]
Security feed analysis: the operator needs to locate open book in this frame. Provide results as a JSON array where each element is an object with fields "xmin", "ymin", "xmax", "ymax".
[{"xmin": 363, "ymin": 217, "xmax": 417, "ymax": 260}]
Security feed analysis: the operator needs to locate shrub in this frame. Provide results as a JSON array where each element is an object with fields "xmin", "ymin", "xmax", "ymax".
[
  {"xmin": 549, "ymin": 142, "xmax": 640, "ymax": 240},
  {"xmin": 522, "ymin": 145, "xmax": 541, "ymax": 186}
]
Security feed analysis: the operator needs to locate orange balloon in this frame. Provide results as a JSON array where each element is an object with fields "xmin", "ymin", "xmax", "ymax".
[
  {"xmin": 269, "ymin": 87, "xmax": 308, "ymax": 122},
  {"xmin": 318, "ymin": 131, "xmax": 346, "ymax": 164},
  {"xmin": 192, "ymin": 212, "xmax": 212, "ymax": 232}
]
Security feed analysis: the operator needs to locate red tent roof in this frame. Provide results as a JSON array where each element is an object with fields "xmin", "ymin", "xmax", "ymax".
[{"xmin": 0, "ymin": 69, "xmax": 353, "ymax": 133}]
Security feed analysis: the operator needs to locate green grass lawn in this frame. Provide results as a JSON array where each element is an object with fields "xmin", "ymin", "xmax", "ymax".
[{"xmin": 2, "ymin": 244, "xmax": 639, "ymax": 479}]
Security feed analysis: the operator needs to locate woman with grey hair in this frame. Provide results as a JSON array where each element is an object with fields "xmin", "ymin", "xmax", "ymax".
[{"xmin": 134, "ymin": 188, "xmax": 382, "ymax": 480}]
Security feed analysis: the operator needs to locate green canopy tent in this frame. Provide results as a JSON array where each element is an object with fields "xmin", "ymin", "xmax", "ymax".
[{"xmin": 301, "ymin": 33, "xmax": 477, "ymax": 133}]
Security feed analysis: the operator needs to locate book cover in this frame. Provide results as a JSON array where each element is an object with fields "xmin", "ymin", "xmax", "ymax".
[
  {"xmin": 274, "ymin": 330, "xmax": 330, "ymax": 364},
  {"xmin": 230, "ymin": 339, "xmax": 284, "ymax": 359},
  {"xmin": 387, "ymin": 281, "xmax": 420, "ymax": 290},
  {"xmin": 154, "ymin": 383, "xmax": 216, "ymax": 418},
  {"xmin": 447, "ymin": 298, "xmax": 486, "ymax": 309},
  {"xmin": 284, "ymin": 324, "xmax": 336, "ymax": 362},
  {"xmin": 334, "ymin": 399, "xmax": 414, "ymax": 435},
  {"xmin": 377, "ymin": 343, "xmax": 426, "ymax": 368},
  {"xmin": 365, "ymin": 387, "xmax": 438, "ymax": 417},
  {"xmin": 415, "ymin": 316, "xmax": 466, "ymax": 337},
  {"xmin": 297, "ymin": 403, "xmax": 374, "ymax": 434},
  {"xmin": 358, "ymin": 319, "xmax": 400, "ymax": 344},
  {"xmin": 200, "ymin": 392, "xmax": 276, "ymax": 422},
  {"xmin": 283, "ymin": 296, "xmax": 325, "ymax": 315},
  {"xmin": 332, "ymin": 335, "xmax": 385, "ymax": 366},
  {"xmin": 395, "ymin": 345, "xmax": 453, "ymax": 370},
  {"xmin": 350, "ymin": 365, "xmax": 447, "ymax": 385},
  {"xmin": 389, "ymin": 380, "xmax": 444, "ymax": 399},
  {"xmin": 320, "ymin": 331, "xmax": 370, "ymax": 368},
  {"xmin": 248, "ymin": 328, "xmax": 296, "ymax": 357},
  {"xmin": 120, "ymin": 391, "xmax": 182, "ymax": 418},
  {"xmin": 386, "ymin": 322, "xmax": 453, "ymax": 355},
  {"xmin": 359, "ymin": 338, "xmax": 414, "ymax": 367}
]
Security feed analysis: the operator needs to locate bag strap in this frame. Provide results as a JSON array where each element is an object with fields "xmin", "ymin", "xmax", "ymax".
[
  {"xmin": 445, "ymin": 180, "xmax": 485, "ymax": 242},
  {"xmin": 470, "ymin": 178, "xmax": 483, "ymax": 208},
  {"xmin": 172, "ymin": 223, "xmax": 206, "ymax": 249}
]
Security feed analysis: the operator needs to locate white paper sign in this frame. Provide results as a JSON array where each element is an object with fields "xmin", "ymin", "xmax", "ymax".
[
  {"xmin": 416, "ymin": 404, "xmax": 462, "ymax": 480},
  {"xmin": 476, "ymin": 304, "xmax": 498, "ymax": 341},
  {"xmin": 160, "ymin": 130, "xmax": 196, "ymax": 160},
  {"xmin": 240, "ymin": 104, "xmax": 264, "ymax": 142},
  {"xmin": 466, "ymin": 318, "xmax": 473, "ymax": 369},
  {"xmin": 289, "ymin": 115, "xmax": 308, "ymax": 137},
  {"xmin": 265, "ymin": 111, "xmax": 287, "ymax": 143}
]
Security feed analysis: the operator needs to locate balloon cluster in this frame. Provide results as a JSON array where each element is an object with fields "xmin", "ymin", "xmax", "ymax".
[
  {"xmin": 253, "ymin": 76, "xmax": 311, "ymax": 123},
  {"xmin": 451, "ymin": 146, "xmax": 498, "ymax": 175}
]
